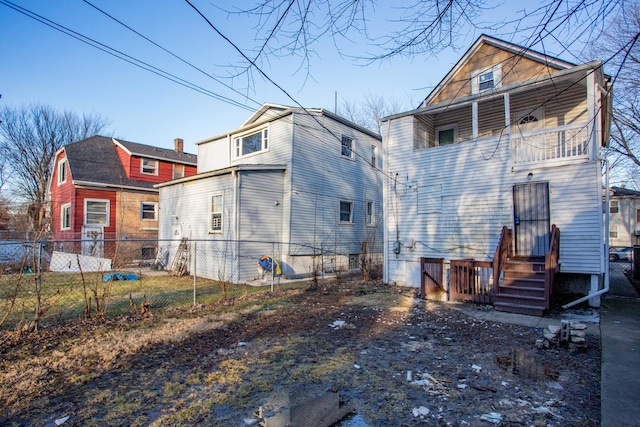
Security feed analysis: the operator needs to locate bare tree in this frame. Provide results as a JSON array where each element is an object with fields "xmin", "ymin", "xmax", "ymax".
[
  {"xmin": 591, "ymin": 2, "xmax": 640, "ymax": 183},
  {"xmin": 339, "ymin": 92, "xmax": 412, "ymax": 134},
  {"xmin": 200, "ymin": 1, "xmax": 622, "ymax": 84},
  {"xmin": 0, "ymin": 103, "xmax": 110, "ymax": 231}
]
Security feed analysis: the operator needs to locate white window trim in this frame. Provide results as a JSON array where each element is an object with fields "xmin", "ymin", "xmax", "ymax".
[
  {"xmin": 57, "ymin": 158, "xmax": 67, "ymax": 185},
  {"xmin": 341, "ymin": 135, "xmax": 355, "ymax": 160},
  {"xmin": 610, "ymin": 225, "xmax": 618, "ymax": 238},
  {"xmin": 435, "ymin": 124, "xmax": 458, "ymax": 146},
  {"xmin": 141, "ymin": 158, "xmax": 159, "ymax": 176},
  {"xmin": 370, "ymin": 144, "xmax": 378, "ymax": 167},
  {"xmin": 209, "ymin": 192, "xmax": 224, "ymax": 233},
  {"xmin": 366, "ymin": 201, "xmax": 375, "ymax": 226},
  {"xmin": 84, "ymin": 198, "xmax": 110, "ymax": 227},
  {"xmin": 61, "ymin": 203, "xmax": 71, "ymax": 230},
  {"xmin": 141, "ymin": 202, "xmax": 158, "ymax": 221},
  {"xmin": 232, "ymin": 126, "xmax": 269, "ymax": 159},
  {"xmin": 339, "ymin": 200, "xmax": 354, "ymax": 224},
  {"xmin": 471, "ymin": 64, "xmax": 502, "ymax": 94}
]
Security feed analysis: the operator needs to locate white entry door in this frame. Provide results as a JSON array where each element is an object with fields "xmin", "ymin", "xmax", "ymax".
[{"xmin": 82, "ymin": 226, "xmax": 104, "ymax": 257}]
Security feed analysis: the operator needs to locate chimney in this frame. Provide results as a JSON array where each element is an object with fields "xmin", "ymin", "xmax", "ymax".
[{"xmin": 174, "ymin": 138, "xmax": 184, "ymax": 153}]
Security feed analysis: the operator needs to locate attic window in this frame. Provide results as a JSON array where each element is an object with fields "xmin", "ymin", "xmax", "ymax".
[
  {"xmin": 58, "ymin": 158, "xmax": 67, "ymax": 185},
  {"xmin": 472, "ymin": 64, "xmax": 502, "ymax": 94},
  {"xmin": 141, "ymin": 158, "xmax": 158, "ymax": 175}
]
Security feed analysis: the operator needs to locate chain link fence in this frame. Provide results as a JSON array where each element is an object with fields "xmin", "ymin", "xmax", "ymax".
[{"xmin": 0, "ymin": 237, "xmax": 383, "ymax": 331}]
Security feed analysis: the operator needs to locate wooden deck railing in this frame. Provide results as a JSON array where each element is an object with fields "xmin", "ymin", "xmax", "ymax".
[
  {"xmin": 544, "ymin": 224, "xmax": 560, "ymax": 308},
  {"xmin": 450, "ymin": 259, "xmax": 493, "ymax": 304},
  {"xmin": 492, "ymin": 226, "xmax": 513, "ymax": 295}
]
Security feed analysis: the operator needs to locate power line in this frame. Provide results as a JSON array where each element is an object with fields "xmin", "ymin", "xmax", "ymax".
[
  {"xmin": 0, "ymin": 0, "xmax": 256, "ymax": 113},
  {"xmin": 81, "ymin": 0, "xmax": 262, "ymax": 110}
]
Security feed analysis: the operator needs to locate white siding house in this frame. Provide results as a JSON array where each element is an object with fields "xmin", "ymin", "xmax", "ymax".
[
  {"xmin": 608, "ymin": 186, "xmax": 640, "ymax": 249},
  {"xmin": 157, "ymin": 104, "xmax": 383, "ymax": 282},
  {"xmin": 382, "ymin": 35, "xmax": 612, "ymax": 313}
]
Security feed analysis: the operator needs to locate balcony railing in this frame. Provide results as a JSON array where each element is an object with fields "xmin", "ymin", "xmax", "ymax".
[{"xmin": 511, "ymin": 125, "xmax": 589, "ymax": 165}]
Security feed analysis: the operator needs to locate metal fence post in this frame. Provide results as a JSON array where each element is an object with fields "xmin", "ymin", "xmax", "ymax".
[{"xmin": 193, "ymin": 241, "xmax": 197, "ymax": 305}]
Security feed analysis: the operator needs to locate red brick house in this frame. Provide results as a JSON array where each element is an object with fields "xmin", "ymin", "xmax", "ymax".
[{"xmin": 48, "ymin": 136, "xmax": 196, "ymax": 260}]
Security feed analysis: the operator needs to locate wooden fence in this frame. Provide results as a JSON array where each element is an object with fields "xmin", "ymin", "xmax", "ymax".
[{"xmin": 449, "ymin": 259, "xmax": 493, "ymax": 304}]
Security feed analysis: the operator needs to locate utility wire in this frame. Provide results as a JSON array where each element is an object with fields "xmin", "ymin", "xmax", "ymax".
[
  {"xmin": 81, "ymin": 0, "xmax": 262, "ymax": 110},
  {"xmin": 0, "ymin": 0, "xmax": 256, "ymax": 113}
]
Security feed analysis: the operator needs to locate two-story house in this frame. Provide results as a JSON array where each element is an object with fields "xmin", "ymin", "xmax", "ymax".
[
  {"xmin": 381, "ymin": 35, "xmax": 612, "ymax": 314},
  {"xmin": 48, "ymin": 135, "xmax": 197, "ymax": 263},
  {"xmin": 156, "ymin": 103, "xmax": 383, "ymax": 281},
  {"xmin": 609, "ymin": 185, "xmax": 640, "ymax": 249}
]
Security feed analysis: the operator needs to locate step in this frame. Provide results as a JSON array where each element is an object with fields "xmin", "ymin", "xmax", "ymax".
[
  {"xmin": 493, "ymin": 293, "xmax": 547, "ymax": 308},
  {"xmin": 503, "ymin": 261, "xmax": 545, "ymax": 272},
  {"xmin": 501, "ymin": 276, "xmax": 545, "ymax": 288},
  {"xmin": 494, "ymin": 301, "xmax": 546, "ymax": 316},
  {"xmin": 498, "ymin": 284, "xmax": 545, "ymax": 297},
  {"xmin": 502, "ymin": 269, "xmax": 545, "ymax": 280}
]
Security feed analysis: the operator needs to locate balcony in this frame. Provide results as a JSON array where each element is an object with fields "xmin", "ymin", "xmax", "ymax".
[{"xmin": 511, "ymin": 124, "xmax": 589, "ymax": 167}]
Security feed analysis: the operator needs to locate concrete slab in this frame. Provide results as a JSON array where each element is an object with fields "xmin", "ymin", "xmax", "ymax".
[{"xmin": 601, "ymin": 296, "xmax": 640, "ymax": 427}]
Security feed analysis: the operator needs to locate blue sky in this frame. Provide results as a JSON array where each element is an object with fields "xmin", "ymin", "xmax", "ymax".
[{"xmin": 0, "ymin": 1, "xmax": 589, "ymax": 155}]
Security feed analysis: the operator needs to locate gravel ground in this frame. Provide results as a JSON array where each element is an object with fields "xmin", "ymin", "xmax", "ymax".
[{"xmin": 0, "ymin": 279, "xmax": 600, "ymax": 426}]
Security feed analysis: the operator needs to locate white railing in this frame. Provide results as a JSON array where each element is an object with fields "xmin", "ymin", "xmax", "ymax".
[{"xmin": 511, "ymin": 125, "xmax": 590, "ymax": 165}]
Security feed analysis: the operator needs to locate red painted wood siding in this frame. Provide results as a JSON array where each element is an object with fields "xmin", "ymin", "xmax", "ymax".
[
  {"xmin": 129, "ymin": 156, "xmax": 196, "ymax": 183},
  {"xmin": 75, "ymin": 188, "xmax": 117, "ymax": 234},
  {"xmin": 115, "ymin": 145, "xmax": 132, "ymax": 179},
  {"xmin": 50, "ymin": 152, "xmax": 77, "ymax": 240}
]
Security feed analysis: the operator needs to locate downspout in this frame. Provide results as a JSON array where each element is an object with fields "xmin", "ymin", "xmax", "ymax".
[{"xmin": 563, "ymin": 76, "xmax": 611, "ymax": 309}]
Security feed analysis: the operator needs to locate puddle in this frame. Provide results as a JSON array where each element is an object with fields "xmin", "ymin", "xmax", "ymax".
[{"xmin": 335, "ymin": 412, "xmax": 372, "ymax": 427}]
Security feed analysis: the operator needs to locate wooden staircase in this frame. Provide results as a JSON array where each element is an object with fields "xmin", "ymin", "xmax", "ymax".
[
  {"xmin": 492, "ymin": 225, "xmax": 560, "ymax": 316},
  {"xmin": 494, "ymin": 257, "xmax": 547, "ymax": 315}
]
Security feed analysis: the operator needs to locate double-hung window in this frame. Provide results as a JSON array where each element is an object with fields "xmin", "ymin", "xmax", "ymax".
[
  {"xmin": 141, "ymin": 202, "xmax": 158, "ymax": 221},
  {"xmin": 610, "ymin": 225, "xmax": 618, "ymax": 239},
  {"xmin": 366, "ymin": 201, "xmax": 375, "ymax": 226},
  {"xmin": 610, "ymin": 200, "xmax": 619, "ymax": 214},
  {"xmin": 61, "ymin": 203, "xmax": 71, "ymax": 230},
  {"xmin": 58, "ymin": 159, "xmax": 67, "ymax": 185},
  {"xmin": 209, "ymin": 193, "xmax": 223, "ymax": 233},
  {"xmin": 339, "ymin": 201, "xmax": 353, "ymax": 223},
  {"xmin": 370, "ymin": 145, "xmax": 378, "ymax": 167},
  {"xmin": 471, "ymin": 64, "xmax": 502, "ymax": 94},
  {"xmin": 141, "ymin": 158, "xmax": 158, "ymax": 175},
  {"xmin": 85, "ymin": 199, "xmax": 109, "ymax": 226},
  {"xmin": 234, "ymin": 128, "xmax": 268, "ymax": 158},
  {"xmin": 341, "ymin": 135, "xmax": 354, "ymax": 159}
]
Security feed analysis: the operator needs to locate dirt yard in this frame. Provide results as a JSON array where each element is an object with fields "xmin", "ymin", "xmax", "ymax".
[{"xmin": 0, "ymin": 278, "xmax": 600, "ymax": 426}]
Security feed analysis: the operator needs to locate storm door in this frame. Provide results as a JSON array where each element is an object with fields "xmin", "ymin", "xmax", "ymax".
[{"xmin": 513, "ymin": 182, "xmax": 550, "ymax": 257}]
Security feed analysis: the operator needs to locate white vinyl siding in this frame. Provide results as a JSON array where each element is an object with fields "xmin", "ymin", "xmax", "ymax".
[{"xmin": 85, "ymin": 199, "xmax": 109, "ymax": 226}]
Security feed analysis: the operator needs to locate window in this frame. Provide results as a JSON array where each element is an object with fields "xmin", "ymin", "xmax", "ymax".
[
  {"xmin": 140, "ymin": 246, "xmax": 155, "ymax": 260},
  {"xmin": 339, "ymin": 201, "xmax": 353, "ymax": 223},
  {"xmin": 610, "ymin": 225, "xmax": 618, "ymax": 239},
  {"xmin": 348, "ymin": 254, "xmax": 358, "ymax": 270},
  {"xmin": 61, "ymin": 203, "xmax": 71, "ymax": 230},
  {"xmin": 58, "ymin": 159, "xmax": 67, "ymax": 184},
  {"xmin": 435, "ymin": 124, "xmax": 457, "ymax": 146},
  {"xmin": 85, "ymin": 199, "xmax": 109, "ymax": 226},
  {"xmin": 610, "ymin": 200, "xmax": 619, "ymax": 214},
  {"xmin": 341, "ymin": 135, "xmax": 354, "ymax": 159},
  {"xmin": 370, "ymin": 145, "xmax": 378, "ymax": 167},
  {"xmin": 234, "ymin": 128, "xmax": 268, "ymax": 158},
  {"xmin": 141, "ymin": 202, "xmax": 158, "ymax": 221},
  {"xmin": 471, "ymin": 64, "xmax": 502, "ymax": 94},
  {"xmin": 366, "ymin": 201, "xmax": 375, "ymax": 226},
  {"xmin": 173, "ymin": 164, "xmax": 185, "ymax": 180},
  {"xmin": 209, "ymin": 193, "xmax": 223, "ymax": 233},
  {"xmin": 141, "ymin": 158, "xmax": 158, "ymax": 175}
]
